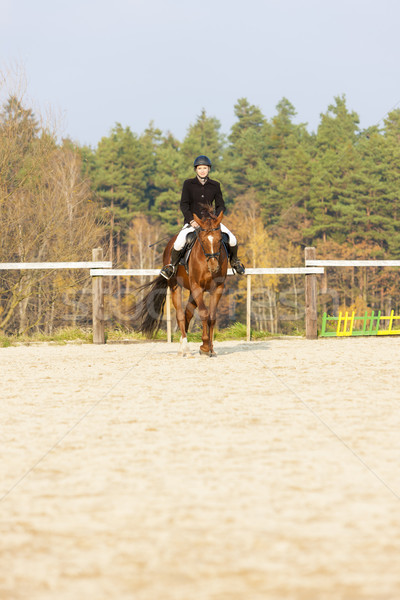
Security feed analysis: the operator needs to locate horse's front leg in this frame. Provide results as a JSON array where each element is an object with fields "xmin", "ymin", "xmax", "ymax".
[
  {"xmin": 171, "ymin": 284, "xmax": 188, "ymax": 356},
  {"xmin": 184, "ymin": 293, "xmax": 197, "ymax": 333},
  {"xmin": 208, "ymin": 284, "xmax": 225, "ymax": 357},
  {"xmin": 191, "ymin": 284, "xmax": 210, "ymax": 355}
]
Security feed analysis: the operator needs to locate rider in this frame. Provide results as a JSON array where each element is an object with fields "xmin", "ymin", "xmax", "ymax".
[{"xmin": 160, "ymin": 155, "xmax": 245, "ymax": 279}]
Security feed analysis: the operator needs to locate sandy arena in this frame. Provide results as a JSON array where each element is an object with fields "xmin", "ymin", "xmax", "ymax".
[{"xmin": 1, "ymin": 337, "xmax": 400, "ymax": 599}]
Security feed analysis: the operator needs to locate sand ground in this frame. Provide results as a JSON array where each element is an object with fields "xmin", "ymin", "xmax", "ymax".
[{"xmin": 1, "ymin": 337, "xmax": 400, "ymax": 600}]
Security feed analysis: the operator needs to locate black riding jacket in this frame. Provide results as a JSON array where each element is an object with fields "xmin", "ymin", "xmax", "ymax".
[{"xmin": 180, "ymin": 177, "xmax": 226, "ymax": 224}]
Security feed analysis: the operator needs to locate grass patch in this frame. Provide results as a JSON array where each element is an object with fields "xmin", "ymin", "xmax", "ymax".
[
  {"xmin": 215, "ymin": 321, "xmax": 274, "ymax": 341},
  {"xmin": 0, "ymin": 327, "xmax": 93, "ymax": 346},
  {"xmin": 40, "ymin": 328, "xmax": 93, "ymax": 344},
  {"xmin": 215, "ymin": 321, "xmax": 248, "ymax": 340},
  {"xmin": 106, "ymin": 327, "xmax": 166, "ymax": 342},
  {"xmin": 0, "ymin": 334, "xmax": 13, "ymax": 347}
]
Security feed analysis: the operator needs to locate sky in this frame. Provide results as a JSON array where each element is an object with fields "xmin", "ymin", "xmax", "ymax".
[{"xmin": 1, "ymin": 0, "xmax": 399, "ymax": 147}]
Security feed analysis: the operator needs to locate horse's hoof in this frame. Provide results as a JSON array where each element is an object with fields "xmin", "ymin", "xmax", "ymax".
[
  {"xmin": 199, "ymin": 348, "xmax": 209, "ymax": 357},
  {"xmin": 209, "ymin": 350, "xmax": 217, "ymax": 357}
]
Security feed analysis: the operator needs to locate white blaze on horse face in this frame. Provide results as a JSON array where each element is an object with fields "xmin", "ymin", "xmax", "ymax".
[{"xmin": 208, "ymin": 235, "xmax": 214, "ymax": 254}]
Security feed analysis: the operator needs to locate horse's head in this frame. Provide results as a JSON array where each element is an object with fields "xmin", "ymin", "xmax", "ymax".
[{"xmin": 193, "ymin": 211, "xmax": 224, "ymax": 274}]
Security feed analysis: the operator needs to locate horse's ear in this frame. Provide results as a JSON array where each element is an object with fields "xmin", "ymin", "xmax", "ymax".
[
  {"xmin": 193, "ymin": 213, "xmax": 203, "ymax": 227},
  {"xmin": 216, "ymin": 211, "xmax": 224, "ymax": 226}
]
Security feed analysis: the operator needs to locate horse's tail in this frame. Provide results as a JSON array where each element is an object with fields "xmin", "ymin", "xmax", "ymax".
[{"xmin": 131, "ymin": 275, "xmax": 169, "ymax": 338}]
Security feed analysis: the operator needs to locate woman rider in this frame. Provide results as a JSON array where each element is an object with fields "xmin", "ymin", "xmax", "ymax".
[{"xmin": 160, "ymin": 155, "xmax": 245, "ymax": 279}]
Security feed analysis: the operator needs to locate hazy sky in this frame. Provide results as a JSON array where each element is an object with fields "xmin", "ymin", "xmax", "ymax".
[{"xmin": 1, "ymin": 0, "xmax": 399, "ymax": 147}]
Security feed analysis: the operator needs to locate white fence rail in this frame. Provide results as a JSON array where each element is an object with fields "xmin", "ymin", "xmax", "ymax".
[
  {"xmin": 0, "ymin": 261, "xmax": 112, "ymax": 270},
  {"xmin": 90, "ymin": 267, "xmax": 324, "ymax": 277},
  {"xmin": 306, "ymin": 260, "xmax": 400, "ymax": 268}
]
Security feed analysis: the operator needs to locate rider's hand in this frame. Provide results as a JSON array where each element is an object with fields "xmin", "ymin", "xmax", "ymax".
[{"xmin": 190, "ymin": 220, "xmax": 200, "ymax": 229}]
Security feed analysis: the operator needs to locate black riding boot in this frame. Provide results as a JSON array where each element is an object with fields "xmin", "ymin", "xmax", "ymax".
[
  {"xmin": 229, "ymin": 244, "xmax": 245, "ymax": 274},
  {"xmin": 160, "ymin": 248, "xmax": 183, "ymax": 280}
]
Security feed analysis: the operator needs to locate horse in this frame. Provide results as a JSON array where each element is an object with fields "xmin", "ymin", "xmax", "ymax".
[{"xmin": 132, "ymin": 210, "xmax": 228, "ymax": 356}]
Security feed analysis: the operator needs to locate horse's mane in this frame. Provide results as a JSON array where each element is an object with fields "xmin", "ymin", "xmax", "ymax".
[{"xmin": 199, "ymin": 204, "xmax": 219, "ymax": 226}]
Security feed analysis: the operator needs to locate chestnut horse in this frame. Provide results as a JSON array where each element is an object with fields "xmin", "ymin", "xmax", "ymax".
[{"xmin": 132, "ymin": 210, "xmax": 228, "ymax": 356}]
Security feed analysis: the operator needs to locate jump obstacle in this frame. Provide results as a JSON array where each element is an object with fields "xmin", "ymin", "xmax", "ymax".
[{"xmin": 320, "ymin": 310, "xmax": 400, "ymax": 337}]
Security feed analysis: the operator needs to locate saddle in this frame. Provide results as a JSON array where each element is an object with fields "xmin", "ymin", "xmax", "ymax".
[{"xmin": 179, "ymin": 231, "xmax": 229, "ymax": 274}]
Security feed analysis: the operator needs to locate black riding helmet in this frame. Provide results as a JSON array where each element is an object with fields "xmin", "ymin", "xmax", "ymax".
[{"xmin": 193, "ymin": 155, "xmax": 212, "ymax": 169}]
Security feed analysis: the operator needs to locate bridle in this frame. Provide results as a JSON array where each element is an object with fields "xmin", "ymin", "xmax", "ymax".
[{"xmin": 195, "ymin": 225, "xmax": 222, "ymax": 262}]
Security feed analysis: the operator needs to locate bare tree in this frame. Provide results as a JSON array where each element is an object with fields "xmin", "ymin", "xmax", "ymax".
[{"xmin": 0, "ymin": 80, "xmax": 105, "ymax": 335}]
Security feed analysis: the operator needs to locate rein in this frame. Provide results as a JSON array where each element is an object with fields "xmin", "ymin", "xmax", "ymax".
[{"xmin": 195, "ymin": 225, "xmax": 222, "ymax": 262}]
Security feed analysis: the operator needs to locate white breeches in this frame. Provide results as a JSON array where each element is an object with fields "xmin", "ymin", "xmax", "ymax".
[{"xmin": 173, "ymin": 223, "xmax": 237, "ymax": 251}]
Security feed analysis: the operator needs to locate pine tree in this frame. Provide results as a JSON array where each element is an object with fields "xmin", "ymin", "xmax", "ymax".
[
  {"xmin": 152, "ymin": 132, "xmax": 183, "ymax": 232},
  {"xmin": 261, "ymin": 98, "xmax": 313, "ymax": 236},
  {"xmin": 382, "ymin": 109, "xmax": 400, "ymax": 256},
  {"xmin": 92, "ymin": 123, "xmax": 156, "ymax": 253},
  {"xmin": 0, "ymin": 95, "xmax": 47, "ymax": 195},
  {"xmin": 352, "ymin": 126, "xmax": 390, "ymax": 254},
  {"xmin": 180, "ymin": 109, "xmax": 225, "ymax": 176},
  {"xmin": 307, "ymin": 95, "xmax": 360, "ymax": 244},
  {"xmin": 222, "ymin": 98, "xmax": 269, "ymax": 200},
  {"xmin": 140, "ymin": 121, "xmax": 163, "ymax": 211}
]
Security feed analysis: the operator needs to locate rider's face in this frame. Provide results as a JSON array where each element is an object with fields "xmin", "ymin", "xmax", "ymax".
[{"xmin": 196, "ymin": 165, "xmax": 210, "ymax": 178}]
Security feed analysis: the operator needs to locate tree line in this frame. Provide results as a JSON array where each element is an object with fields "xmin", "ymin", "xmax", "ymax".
[
  {"xmin": 83, "ymin": 96, "xmax": 400, "ymax": 253},
  {"xmin": 2, "ymin": 89, "xmax": 400, "ymax": 335},
  {"xmin": 83, "ymin": 95, "xmax": 400, "ymax": 332}
]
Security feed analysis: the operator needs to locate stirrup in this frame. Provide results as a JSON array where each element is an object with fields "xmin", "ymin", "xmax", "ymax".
[
  {"xmin": 231, "ymin": 260, "xmax": 245, "ymax": 275},
  {"xmin": 160, "ymin": 264, "xmax": 175, "ymax": 280}
]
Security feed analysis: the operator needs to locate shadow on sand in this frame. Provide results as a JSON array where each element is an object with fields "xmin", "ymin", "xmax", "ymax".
[
  {"xmin": 147, "ymin": 340, "xmax": 272, "ymax": 357},
  {"xmin": 213, "ymin": 341, "xmax": 271, "ymax": 355}
]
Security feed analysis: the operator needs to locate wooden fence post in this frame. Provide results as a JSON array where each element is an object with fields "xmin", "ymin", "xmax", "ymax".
[
  {"xmin": 246, "ymin": 274, "xmax": 251, "ymax": 342},
  {"xmin": 305, "ymin": 247, "xmax": 318, "ymax": 339},
  {"xmin": 92, "ymin": 248, "xmax": 105, "ymax": 344}
]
